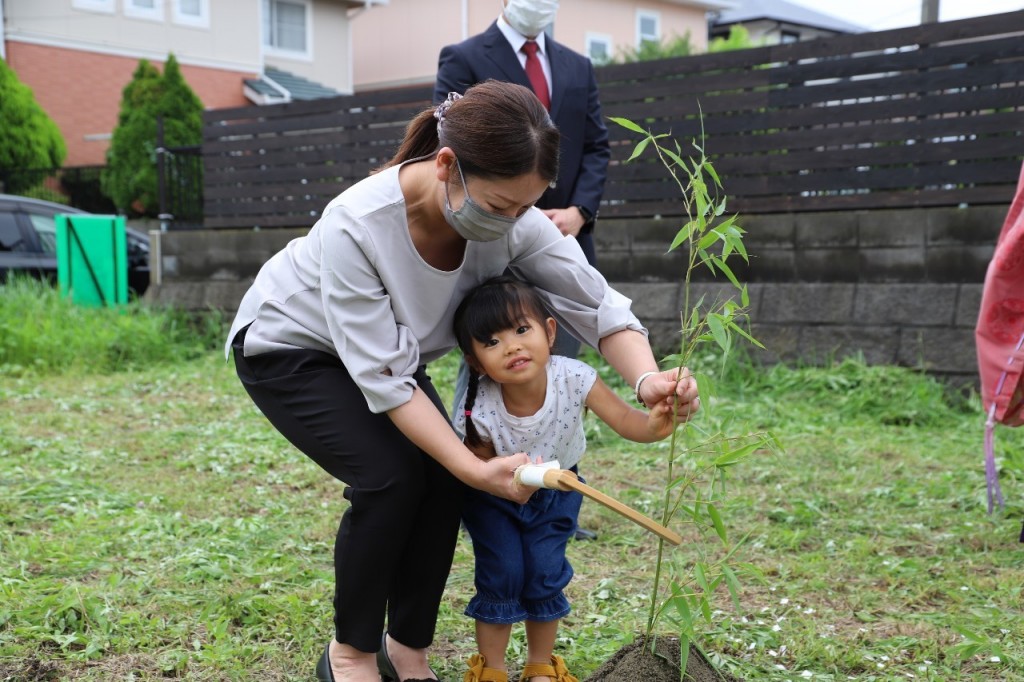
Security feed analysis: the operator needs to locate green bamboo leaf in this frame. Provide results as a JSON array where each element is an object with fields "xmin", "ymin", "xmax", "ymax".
[
  {"xmin": 608, "ymin": 116, "xmax": 647, "ymax": 134},
  {"xmin": 672, "ymin": 591, "xmax": 693, "ymax": 629},
  {"xmin": 700, "ymin": 596, "xmax": 712, "ymax": 622},
  {"xmin": 706, "ymin": 314, "xmax": 729, "ymax": 352},
  {"xmin": 694, "ymin": 562, "xmax": 709, "ymax": 593},
  {"xmin": 707, "ymin": 503, "xmax": 727, "ymax": 544},
  {"xmin": 679, "ymin": 636, "xmax": 691, "ymax": 673},
  {"xmin": 714, "ymin": 441, "xmax": 762, "ymax": 467},
  {"xmin": 669, "ymin": 220, "xmax": 699, "ymax": 252},
  {"xmin": 626, "ymin": 136, "xmax": 652, "ymax": 162},
  {"xmin": 729, "ymin": 322, "xmax": 765, "ymax": 349},
  {"xmin": 715, "ymin": 258, "xmax": 742, "ymax": 289},
  {"xmin": 697, "ymin": 228, "xmax": 722, "ymax": 251},
  {"xmin": 705, "ymin": 161, "xmax": 722, "ymax": 188},
  {"xmin": 722, "ymin": 565, "xmax": 742, "ymax": 610},
  {"xmin": 661, "ymin": 147, "xmax": 687, "ymax": 169}
]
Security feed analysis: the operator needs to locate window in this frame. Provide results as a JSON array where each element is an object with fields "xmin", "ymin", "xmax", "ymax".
[
  {"xmin": 124, "ymin": 0, "xmax": 164, "ymax": 21},
  {"xmin": 72, "ymin": 0, "xmax": 115, "ymax": 13},
  {"xmin": 0, "ymin": 213, "xmax": 25, "ymax": 252},
  {"xmin": 27, "ymin": 214, "xmax": 58, "ymax": 255},
  {"xmin": 637, "ymin": 10, "xmax": 660, "ymax": 49},
  {"xmin": 780, "ymin": 30, "xmax": 800, "ymax": 44},
  {"xmin": 586, "ymin": 33, "xmax": 613, "ymax": 65},
  {"xmin": 173, "ymin": 0, "xmax": 209, "ymax": 27},
  {"xmin": 263, "ymin": 0, "xmax": 311, "ymax": 57}
]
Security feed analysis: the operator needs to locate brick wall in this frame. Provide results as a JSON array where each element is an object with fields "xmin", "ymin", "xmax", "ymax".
[{"xmin": 6, "ymin": 42, "xmax": 253, "ymax": 167}]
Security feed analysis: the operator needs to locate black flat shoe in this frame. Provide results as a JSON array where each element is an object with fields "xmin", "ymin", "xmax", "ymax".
[
  {"xmin": 376, "ymin": 632, "xmax": 438, "ymax": 682},
  {"xmin": 316, "ymin": 642, "xmax": 336, "ymax": 682}
]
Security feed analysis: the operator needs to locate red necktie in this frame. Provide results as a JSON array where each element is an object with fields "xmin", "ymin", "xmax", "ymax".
[{"xmin": 521, "ymin": 41, "xmax": 550, "ymax": 110}]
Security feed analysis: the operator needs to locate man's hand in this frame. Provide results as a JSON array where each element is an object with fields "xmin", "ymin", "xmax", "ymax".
[{"xmin": 542, "ymin": 206, "xmax": 586, "ymax": 238}]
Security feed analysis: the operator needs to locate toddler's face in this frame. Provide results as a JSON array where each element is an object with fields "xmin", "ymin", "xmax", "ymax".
[{"xmin": 470, "ymin": 314, "xmax": 556, "ymax": 384}]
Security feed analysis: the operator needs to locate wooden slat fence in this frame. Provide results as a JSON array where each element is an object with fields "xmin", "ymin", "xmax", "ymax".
[{"xmin": 201, "ymin": 11, "xmax": 1024, "ymax": 229}]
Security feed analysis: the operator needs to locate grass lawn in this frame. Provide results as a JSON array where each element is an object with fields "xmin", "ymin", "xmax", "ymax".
[{"xmin": 2, "ymin": 347, "xmax": 1022, "ymax": 681}]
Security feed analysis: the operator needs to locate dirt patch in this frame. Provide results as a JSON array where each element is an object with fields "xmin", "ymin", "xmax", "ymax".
[
  {"xmin": 585, "ymin": 636, "xmax": 741, "ymax": 682},
  {"xmin": 0, "ymin": 659, "xmax": 61, "ymax": 681}
]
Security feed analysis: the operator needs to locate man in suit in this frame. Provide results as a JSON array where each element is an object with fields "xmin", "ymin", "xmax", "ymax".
[
  {"xmin": 434, "ymin": 0, "xmax": 610, "ymax": 355},
  {"xmin": 436, "ymin": 0, "xmax": 611, "ymax": 539}
]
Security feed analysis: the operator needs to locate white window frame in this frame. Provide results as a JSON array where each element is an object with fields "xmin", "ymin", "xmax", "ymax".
[
  {"xmin": 72, "ymin": 0, "xmax": 115, "ymax": 13},
  {"xmin": 263, "ymin": 0, "xmax": 314, "ymax": 62},
  {"xmin": 636, "ymin": 9, "xmax": 661, "ymax": 48},
  {"xmin": 585, "ymin": 32, "xmax": 613, "ymax": 65},
  {"xmin": 124, "ymin": 0, "xmax": 165, "ymax": 22},
  {"xmin": 173, "ymin": 0, "xmax": 210, "ymax": 28}
]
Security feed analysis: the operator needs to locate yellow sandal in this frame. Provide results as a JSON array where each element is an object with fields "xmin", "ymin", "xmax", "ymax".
[
  {"xmin": 519, "ymin": 655, "xmax": 578, "ymax": 682},
  {"xmin": 464, "ymin": 653, "xmax": 508, "ymax": 682}
]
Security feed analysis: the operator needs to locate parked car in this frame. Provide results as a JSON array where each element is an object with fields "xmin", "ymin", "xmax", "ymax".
[{"xmin": 0, "ymin": 194, "xmax": 150, "ymax": 297}]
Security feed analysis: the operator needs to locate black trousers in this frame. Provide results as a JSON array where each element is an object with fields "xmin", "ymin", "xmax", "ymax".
[{"xmin": 232, "ymin": 328, "xmax": 465, "ymax": 652}]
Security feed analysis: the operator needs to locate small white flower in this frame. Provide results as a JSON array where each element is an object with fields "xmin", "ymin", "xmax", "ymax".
[
  {"xmin": 780, "ymin": 598, "xmax": 790, "ymax": 605},
  {"xmin": 960, "ymin": 586, "xmax": 969, "ymax": 591},
  {"xmin": 772, "ymin": 624, "xmax": 782, "ymax": 632},
  {"xmin": 799, "ymin": 671, "xmax": 813, "ymax": 678},
  {"xmin": 769, "ymin": 650, "xmax": 778, "ymax": 657},
  {"xmin": 990, "ymin": 656, "xmax": 1001, "ymax": 663}
]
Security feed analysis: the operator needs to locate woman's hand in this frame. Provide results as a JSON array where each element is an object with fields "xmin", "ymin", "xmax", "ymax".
[
  {"xmin": 638, "ymin": 368, "xmax": 700, "ymax": 423},
  {"xmin": 474, "ymin": 452, "xmax": 535, "ymax": 504}
]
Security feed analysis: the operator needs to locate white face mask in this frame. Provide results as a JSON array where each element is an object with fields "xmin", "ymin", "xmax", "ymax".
[{"xmin": 503, "ymin": 0, "xmax": 559, "ymax": 38}]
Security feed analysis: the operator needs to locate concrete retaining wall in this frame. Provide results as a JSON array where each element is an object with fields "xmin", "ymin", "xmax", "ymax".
[{"xmin": 146, "ymin": 205, "xmax": 1006, "ymax": 380}]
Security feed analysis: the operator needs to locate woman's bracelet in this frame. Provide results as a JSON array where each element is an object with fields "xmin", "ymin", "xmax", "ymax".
[{"xmin": 634, "ymin": 371, "xmax": 658, "ymax": 407}]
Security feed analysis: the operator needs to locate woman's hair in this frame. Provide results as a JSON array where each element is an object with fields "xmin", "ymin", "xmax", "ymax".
[
  {"xmin": 453, "ymin": 275, "xmax": 551, "ymax": 448},
  {"xmin": 381, "ymin": 80, "xmax": 560, "ymax": 184}
]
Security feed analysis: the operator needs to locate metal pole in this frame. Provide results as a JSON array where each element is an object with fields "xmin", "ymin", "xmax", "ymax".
[
  {"xmin": 156, "ymin": 116, "xmax": 172, "ymax": 232},
  {"xmin": 921, "ymin": 0, "xmax": 939, "ymax": 23}
]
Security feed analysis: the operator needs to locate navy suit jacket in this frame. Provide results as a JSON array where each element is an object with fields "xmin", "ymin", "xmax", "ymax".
[{"xmin": 434, "ymin": 22, "xmax": 610, "ymax": 259}]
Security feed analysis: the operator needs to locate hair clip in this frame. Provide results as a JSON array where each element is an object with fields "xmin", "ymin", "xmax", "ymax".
[{"xmin": 434, "ymin": 92, "xmax": 463, "ymax": 124}]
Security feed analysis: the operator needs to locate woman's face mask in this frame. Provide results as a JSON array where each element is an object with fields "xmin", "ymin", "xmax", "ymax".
[
  {"xmin": 444, "ymin": 160, "xmax": 520, "ymax": 242},
  {"xmin": 503, "ymin": 0, "xmax": 559, "ymax": 38}
]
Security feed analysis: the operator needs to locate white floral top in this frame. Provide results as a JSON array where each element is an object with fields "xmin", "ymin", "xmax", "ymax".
[{"xmin": 454, "ymin": 355, "xmax": 598, "ymax": 470}]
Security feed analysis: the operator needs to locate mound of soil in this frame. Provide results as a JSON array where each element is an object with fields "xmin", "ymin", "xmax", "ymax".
[{"xmin": 585, "ymin": 636, "xmax": 741, "ymax": 682}]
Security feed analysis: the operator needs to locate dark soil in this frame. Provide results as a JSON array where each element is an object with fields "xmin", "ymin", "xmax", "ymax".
[{"xmin": 585, "ymin": 636, "xmax": 742, "ymax": 682}]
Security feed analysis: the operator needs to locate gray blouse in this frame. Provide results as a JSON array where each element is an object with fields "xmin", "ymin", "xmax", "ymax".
[{"xmin": 225, "ymin": 164, "xmax": 644, "ymax": 414}]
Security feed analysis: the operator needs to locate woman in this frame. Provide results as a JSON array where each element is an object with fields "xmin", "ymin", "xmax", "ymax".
[{"xmin": 225, "ymin": 80, "xmax": 700, "ymax": 682}]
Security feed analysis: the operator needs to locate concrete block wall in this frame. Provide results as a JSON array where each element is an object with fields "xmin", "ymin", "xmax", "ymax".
[
  {"xmin": 596, "ymin": 206, "xmax": 1005, "ymax": 379},
  {"xmin": 146, "ymin": 205, "xmax": 1006, "ymax": 380}
]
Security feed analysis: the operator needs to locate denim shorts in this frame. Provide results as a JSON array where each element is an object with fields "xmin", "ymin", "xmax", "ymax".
[{"xmin": 462, "ymin": 474, "xmax": 584, "ymax": 624}]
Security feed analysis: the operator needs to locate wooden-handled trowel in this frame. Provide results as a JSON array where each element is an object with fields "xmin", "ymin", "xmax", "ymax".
[{"xmin": 515, "ymin": 463, "xmax": 682, "ymax": 545}]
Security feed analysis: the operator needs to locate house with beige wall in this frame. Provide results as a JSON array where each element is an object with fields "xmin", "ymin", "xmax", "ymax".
[
  {"xmin": 1, "ymin": 0, "xmax": 374, "ymax": 167},
  {"xmin": 709, "ymin": 0, "xmax": 866, "ymax": 45},
  {"xmin": 349, "ymin": 0, "xmax": 726, "ymax": 91}
]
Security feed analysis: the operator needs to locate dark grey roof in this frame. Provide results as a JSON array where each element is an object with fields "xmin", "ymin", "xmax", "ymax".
[
  {"xmin": 245, "ymin": 67, "xmax": 341, "ymax": 101},
  {"xmin": 713, "ymin": 0, "xmax": 868, "ymax": 34},
  {"xmin": 243, "ymin": 76, "xmax": 283, "ymax": 98}
]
